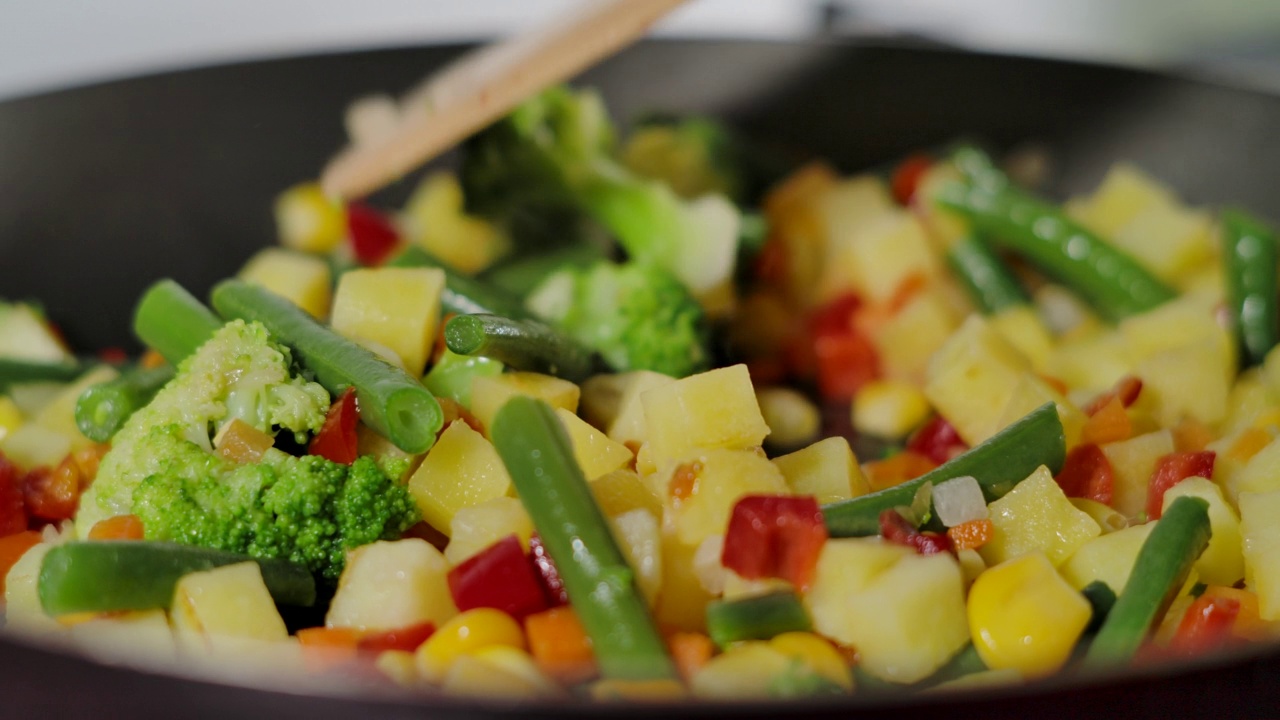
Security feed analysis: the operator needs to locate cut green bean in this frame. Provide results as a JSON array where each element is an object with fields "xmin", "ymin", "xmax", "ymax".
[
  {"xmin": 0, "ymin": 358, "xmax": 85, "ymax": 392},
  {"xmin": 491, "ymin": 396, "xmax": 676, "ymax": 682},
  {"xmin": 1081, "ymin": 580, "xmax": 1118, "ymax": 634},
  {"xmin": 705, "ymin": 591, "xmax": 812, "ymax": 648},
  {"xmin": 946, "ymin": 233, "xmax": 1029, "ymax": 314},
  {"xmin": 1222, "ymin": 208, "xmax": 1279, "ymax": 368},
  {"xmin": 132, "ymin": 279, "xmax": 223, "ymax": 366},
  {"xmin": 1084, "ymin": 496, "xmax": 1211, "ymax": 667},
  {"xmin": 210, "ymin": 279, "xmax": 441, "ymax": 454},
  {"xmin": 918, "ymin": 644, "xmax": 987, "ymax": 689},
  {"xmin": 422, "ymin": 349, "xmax": 504, "ymax": 408},
  {"xmin": 823, "ymin": 402, "xmax": 1065, "ymax": 537},
  {"xmin": 444, "ymin": 314, "xmax": 596, "ymax": 382},
  {"xmin": 74, "ymin": 364, "xmax": 175, "ymax": 442},
  {"xmin": 39, "ymin": 541, "xmax": 316, "ymax": 616},
  {"xmin": 387, "ymin": 246, "xmax": 530, "ymax": 319}
]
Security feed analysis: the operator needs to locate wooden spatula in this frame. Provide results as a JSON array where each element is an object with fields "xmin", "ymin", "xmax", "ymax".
[{"xmin": 320, "ymin": 0, "xmax": 690, "ymax": 200}]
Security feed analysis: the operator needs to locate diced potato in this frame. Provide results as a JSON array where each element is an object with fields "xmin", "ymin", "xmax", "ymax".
[
  {"xmin": 1134, "ymin": 342, "xmax": 1232, "ymax": 428},
  {"xmin": 924, "ymin": 316, "xmax": 1033, "ymax": 445},
  {"xmin": 556, "ymin": 408, "xmax": 633, "ymax": 480},
  {"xmin": 441, "ymin": 653, "xmax": 555, "ymax": 699},
  {"xmin": 32, "ymin": 364, "xmax": 118, "ymax": 447},
  {"xmin": 403, "ymin": 172, "xmax": 511, "ymax": 274},
  {"xmin": 171, "ymin": 562, "xmax": 288, "ymax": 642},
  {"xmin": 1239, "ymin": 491, "xmax": 1280, "ymax": 621},
  {"xmin": 988, "ymin": 305, "xmax": 1054, "ymax": 373},
  {"xmin": 330, "ymin": 267, "xmax": 446, "ymax": 377},
  {"xmin": 979, "ymin": 466, "xmax": 1102, "ymax": 567},
  {"xmin": 0, "ymin": 396, "xmax": 21, "ymax": 443},
  {"xmin": 1059, "ymin": 522, "xmax": 1155, "ymax": 592},
  {"xmin": 654, "ymin": 531, "xmax": 715, "ymax": 632},
  {"xmin": 1161, "ymin": 477, "xmax": 1244, "ymax": 586},
  {"xmin": 1102, "ymin": 429, "xmax": 1176, "ymax": 519},
  {"xmin": 445, "ymin": 497, "xmax": 534, "ymax": 566},
  {"xmin": 690, "ymin": 642, "xmax": 793, "ymax": 700},
  {"xmin": 238, "ymin": 247, "xmax": 332, "ymax": 318},
  {"xmin": 1226, "ymin": 435, "xmax": 1280, "ymax": 506},
  {"xmin": 0, "ymin": 422, "xmax": 72, "ymax": 470},
  {"xmin": 805, "ymin": 538, "xmax": 969, "ymax": 683},
  {"xmin": 771, "ymin": 436, "xmax": 870, "ymax": 504},
  {"xmin": 1111, "ymin": 203, "xmax": 1214, "ymax": 286},
  {"xmin": 994, "ymin": 372, "xmax": 1087, "ymax": 450},
  {"xmin": 69, "ymin": 610, "xmax": 177, "ymax": 669},
  {"xmin": 831, "ymin": 210, "xmax": 939, "ymax": 305},
  {"xmin": 610, "ymin": 508, "xmax": 662, "ymax": 606},
  {"xmin": 641, "ymin": 364, "xmax": 769, "ymax": 464},
  {"xmin": 580, "ymin": 371, "xmax": 675, "ymax": 447},
  {"xmin": 870, "ymin": 289, "xmax": 960, "ymax": 384},
  {"xmin": 1120, "ymin": 292, "xmax": 1229, "ymax": 363},
  {"xmin": 470, "ymin": 372, "xmax": 580, "ymax": 434},
  {"xmin": 1044, "ymin": 330, "xmax": 1131, "ymax": 395},
  {"xmin": 4, "ymin": 543, "xmax": 62, "ymax": 636},
  {"xmin": 659, "ymin": 448, "xmax": 789, "ymax": 546},
  {"xmin": 590, "ymin": 468, "xmax": 663, "ymax": 520},
  {"xmin": 0, "ymin": 303, "xmax": 70, "ymax": 362},
  {"xmin": 1070, "ymin": 164, "xmax": 1176, "ymax": 238},
  {"xmin": 1220, "ymin": 369, "xmax": 1274, "ymax": 436},
  {"xmin": 409, "ymin": 420, "xmax": 512, "ymax": 534},
  {"xmin": 327, "ymin": 539, "xmax": 457, "ymax": 631},
  {"xmin": 853, "ymin": 380, "xmax": 932, "ymax": 439},
  {"xmin": 274, "ymin": 181, "xmax": 345, "ymax": 254}
]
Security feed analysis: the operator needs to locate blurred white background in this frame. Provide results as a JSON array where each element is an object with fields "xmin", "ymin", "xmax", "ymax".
[{"xmin": 4, "ymin": 0, "xmax": 1280, "ymax": 100}]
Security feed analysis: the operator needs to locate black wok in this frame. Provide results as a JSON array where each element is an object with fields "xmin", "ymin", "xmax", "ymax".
[{"xmin": 0, "ymin": 39, "xmax": 1278, "ymax": 718}]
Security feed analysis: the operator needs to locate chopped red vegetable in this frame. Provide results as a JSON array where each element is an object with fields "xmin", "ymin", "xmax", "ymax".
[
  {"xmin": 346, "ymin": 202, "xmax": 400, "ymax": 266},
  {"xmin": 23, "ymin": 455, "xmax": 84, "ymax": 522},
  {"xmin": 1168, "ymin": 595, "xmax": 1241, "ymax": 657},
  {"xmin": 447, "ymin": 535, "xmax": 549, "ymax": 621},
  {"xmin": 906, "ymin": 415, "xmax": 968, "ymax": 465},
  {"xmin": 1146, "ymin": 451, "xmax": 1216, "ymax": 520},
  {"xmin": 357, "ymin": 621, "xmax": 436, "ymax": 654},
  {"xmin": 721, "ymin": 495, "xmax": 828, "ymax": 590},
  {"xmin": 0, "ymin": 454, "xmax": 26, "ymax": 537},
  {"xmin": 1055, "ymin": 444, "xmax": 1115, "ymax": 505},
  {"xmin": 1083, "ymin": 375, "xmax": 1143, "ymax": 416},
  {"xmin": 528, "ymin": 534, "xmax": 569, "ymax": 607},
  {"xmin": 813, "ymin": 332, "xmax": 880, "ymax": 401},
  {"xmin": 309, "ymin": 387, "xmax": 359, "ymax": 465},
  {"xmin": 891, "ymin": 153, "xmax": 933, "ymax": 206},
  {"xmin": 879, "ymin": 509, "xmax": 953, "ymax": 555},
  {"xmin": 808, "ymin": 293, "xmax": 862, "ymax": 339}
]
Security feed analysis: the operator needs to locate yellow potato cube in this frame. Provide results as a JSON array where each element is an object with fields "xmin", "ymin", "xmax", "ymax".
[
  {"xmin": 988, "ymin": 305, "xmax": 1053, "ymax": 373},
  {"xmin": 0, "ymin": 421, "xmax": 71, "ymax": 470},
  {"xmin": 326, "ymin": 539, "xmax": 457, "ymax": 632},
  {"xmin": 1102, "ymin": 429, "xmax": 1175, "ymax": 519},
  {"xmin": 171, "ymin": 562, "xmax": 288, "ymax": 642},
  {"xmin": 33, "ymin": 364, "xmax": 118, "ymax": 447},
  {"xmin": 1044, "ymin": 330, "xmax": 1131, "ymax": 395},
  {"xmin": 661, "ymin": 448, "xmax": 789, "ymax": 546},
  {"xmin": 979, "ymin": 466, "xmax": 1102, "ymax": 567},
  {"xmin": 610, "ymin": 508, "xmax": 663, "ymax": 606},
  {"xmin": 1059, "ymin": 522, "xmax": 1155, "ymax": 592},
  {"xmin": 238, "ymin": 248, "xmax": 332, "ymax": 318},
  {"xmin": 580, "ymin": 371, "xmax": 675, "ymax": 446},
  {"xmin": 445, "ymin": 497, "xmax": 534, "ymax": 566},
  {"xmin": 994, "ymin": 372, "xmax": 1087, "ymax": 450},
  {"xmin": 771, "ymin": 436, "xmax": 870, "ymax": 503},
  {"xmin": 0, "ymin": 303, "xmax": 70, "ymax": 362},
  {"xmin": 1112, "ymin": 203, "xmax": 1214, "ymax": 286},
  {"xmin": 871, "ymin": 289, "xmax": 960, "ymax": 384},
  {"xmin": 641, "ymin": 364, "xmax": 770, "ymax": 463},
  {"xmin": 835, "ymin": 210, "xmax": 939, "ymax": 304},
  {"xmin": 1225, "ymin": 435, "xmax": 1280, "ymax": 506},
  {"xmin": 1163, "ymin": 477, "xmax": 1244, "ymax": 587},
  {"xmin": 470, "ymin": 372, "xmax": 580, "ymax": 434},
  {"xmin": 330, "ymin": 267, "xmax": 445, "ymax": 377},
  {"xmin": 69, "ymin": 610, "xmax": 177, "ymax": 669},
  {"xmin": 654, "ymin": 531, "xmax": 715, "ymax": 632},
  {"xmin": 403, "ymin": 172, "xmax": 510, "ymax": 274},
  {"xmin": 1135, "ymin": 342, "xmax": 1232, "ymax": 428},
  {"xmin": 4, "ymin": 543, "xmax": 62, "ymax": 636},
  {"xmin": 967, "ymin": 553, "xmax": 1091, "ymax": 677},
  {"xmin": 0, "ymin": 396, "xmax": 21, "ymax": 444},
  {"xmin": 409, "ymin": 420, "xmax": 512, "ymax": 534},
  {"xmin": 274, "ymin": 181, "xmax": 345, "ymax": 254},
  {"xmin": 1239, "ymin": 491, "xmax": 1280, "ymax": 621},
  {"xmin": 925, "ymin": 315, "xmax": 1033, "ymax": 445},
  {"xmin": 590, "ymin": 468, "xmax": 663, "ymax": 520},
  {"xmin": 556, "ymin": 408, "xmax": 633, "ymax": 480},
  {"xmin": 1071, "ymin": 163, "xmax": 1176, "ymax": 238},
  {"xmin": 853, "ymin": 379, "xmax": 932, "ymax": 439}
]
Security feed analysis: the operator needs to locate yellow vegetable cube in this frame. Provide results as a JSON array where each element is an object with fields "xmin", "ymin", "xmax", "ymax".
[
  {"xmin": 171, "ymin": 562, "xmax": 288, "ymax": 642},
  {"xmin": 1239, "ymin": 491, "xmax": 1280, "ymax": 621},
  {"xmin": 1102, "ymin": 429, "xmax": 1175, "ymax": 519},
  {"xmin": 274, "ymin": 181, "xmax": 345, "ymax": 254},
  {"xmin": 924, "ymin": 315, "xmax": 1033, "ymax": 445},
  {"xmin": 834, "ymin": 210, "xmax": 939, "ymax": 304},
  {"xmin": 690, "ymin": 642, "xmax": 794, "ymax": 700},
  {"xmin": 0, "ymin": 396, "xmax": 21, "ymax": 444},
  {"xmin": 967, "ymin": 553, "xmax": 1091, "ymax": 677},
  {"xmin": 1112, "ymin": 203, "xmax": 1214, "ymax": 286},
  {"xmin": 988, "ymin": 305, "xmax": 1053, "ymax": 373},
  {"xmin": 409, "ymin": 420, "xmax": 512, "ymax": 534},
  {"xmin": 417, "ymin": 608, "xmax": 526, "ymax": 682},
  {"xmin": 330, "ymin": 267, "xmax": 445, "ymax": 377},
  {"xmin": 440, "ymin": 654, "xmax": 550, "ymax": 699},
  {"xmin": 0, "ymin": 303, "xmax": 70, "ymax": 362},
  {"xmin": 1059, "ymin": 522, "xmax": 1154, "ymax": 593},
  {"xmin": 641, "ymin": 364, "xmax": 769, "ymax": 463},
  {"xmin": 756, "ymin": 387, "xmax": 821, "ymax": 450},
  {"xmin": 1163, "ymin": 477, "xmax": 1244, "ymax": 586},
  {"xmin": 445, "ymin": 497, "xmax": 534, "ymax": 566},
  {"xmin": 994, "ymin": 372, "xmax": 1087, "ymax": 450},
  {"xmin": 556, "ymin": 408, "xmax": 633, "ymax": 480},
  {"xmin": 0, "ymin": 421, "xmax": 71, "ymax": 470},
  {"xmin": 1226, "ymin": 435, "xmax": 1280, "ymax": 506},
  {"xmin": 654, "ymin": 531, "xmax": 715, "ymax": 632},
  {"xmin": 661, "ymin": 448, "xmax": 788, "ymax": 546},
  {"xmin": 589, "ymin": 468, "xmax": 663, "ymax": 520},
  {"xmin": 852, "ymin": 380, "xmax": 932, "ymax": 439},
  {"xmin": 69, "ymin": 610, "xmax": 177, "ymax": 669},
  {"xmin": 1134, "ymin": 342, "xmax": 1232, "ymax": 428},
  {"xmin": 4, "ymin": 543, "xmax": 61, "ymax": 636},
  {"xmin": 771, "ymin": 436, "xmax": 870, "ymax": 503},
  {"xmin": 237, "ymin": 248, "xmax": 332, "ymax": 318},
  {"xmin": 979, "ymin": 466, "xmax": 1102, "ymax": 567},
  {"xmin": 1071, "ymin": 164, "xmax": 1176, "ymax": 238},
  {"xmin": 580, "ymin": 371, "xmax": 675, "ymax": 447},
  {"xmin": 31, "ymin": 364, "xmax": 117, "ymax": 448},
  {"xmin": 403, "ymin": 172, "xmax": 510, "ymax": 274},
  {"xmin": 610, "ymin": 508, "xmax": 663, "ymax": 606},
  {"xmin": 470, "ymin": 372, "xmax": 580, "ymax": 434},
  {"xmin": 871, "ymin": 289, "xmax": 960, "ymax": 384},
  {"xmin": 1044, "ymin": 330, "xmax": 1131, "ymax": 395}
]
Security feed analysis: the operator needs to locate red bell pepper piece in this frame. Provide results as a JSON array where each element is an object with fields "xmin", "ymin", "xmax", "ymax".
[
  {"xmin": 447, "ymin": 535, "xmax": 549, "ymax": 621},
  {"xmin": 721, "ymin": 495, "xmax": 828, "ymax": 590},
  {"xmin": 813, "ymin": 332, "xmax": 880, "ymax": 401},
  {"xmin": 346, "ymin": 202, "xmax": 400, "ymax": 266},
  {"xmin": 905, "ymin": 415, "xmax": 968, "ymax": 465},
  {"xmin": 1146, "ymin": 451, "xmax": 1216, "ymax": 520},
  {"xmin": 309, "ymin": 387, "xmax": 359, "ymax": 465},
  {"xmin": 528, "ymin": 534, "xmax": 568, "ymax": 607},
  {"xmin": 0, "ymin": 454, "xmax": 27, "ymax": 537},
  {"xmin": 878, "ymin": 509, "xmax": 953, "ymax": 556},
  {"xmin": 1055, "ymin": 444, "xmax": 1115, "ymax": 505},
  {"xmin": 357, "ymin": 621, "xmax": 436, "ymax": 654},
  {"xmin": 891, "ymin": 153, "xmax": 933, "ymax": 206},
  {"xmin": 1168, "ymin": 595, "xmax": 1241, "ymax": 657},
  {"xmin": 23, "ymin": 455, "xmax": 83, "ymax": 522},
  {"xmin": 808, "ymin": 293, "xmax": 862, "ymax": 339}
]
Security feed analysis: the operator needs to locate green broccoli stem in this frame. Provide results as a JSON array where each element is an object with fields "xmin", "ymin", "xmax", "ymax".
[
  {"xmin": 481, "ymin": 243, "xmax": 608, "ymax": 298},
  {"xmin": 132, "ymin": 279, "xmax": 224, "ymax": 365},
  {"xmin": 444, "ymin": 314, "xmax": 596, "ymax": 382},
  {"xmin": 74, "ymin": 364, "xmax": 175, "ymax": 443},
  {"xmin": 491, "ymin": 396, "xmax": 676, "ymax": 682},
  {"xmin": 0, "ymin": 358, "xmax": 85, "ymax": 392},
  {"xmin": 210, "ymin": 280, "xmax": 441, "ymax": 454},
  {"xmin": 386, "ymin": 246, "xmax": 530, "ymax": 319}
]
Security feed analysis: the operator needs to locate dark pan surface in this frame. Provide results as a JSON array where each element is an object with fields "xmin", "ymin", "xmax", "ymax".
[{"xmin": 1, "ymin": 39, "xmax": 1279, "ymax": 718}]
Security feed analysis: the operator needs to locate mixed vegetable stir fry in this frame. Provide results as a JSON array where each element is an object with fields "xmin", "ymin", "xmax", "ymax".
[{"xmin": 1, "ymin": 84, "xmax": 1279, "ymax": 702}]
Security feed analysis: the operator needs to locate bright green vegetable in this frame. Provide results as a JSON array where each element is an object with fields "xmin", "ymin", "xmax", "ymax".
[
  {"xmin": 705, "ymin": 591, "xmax": 812, "ymax": 648},
  {"xmin": 210, "ymin": 279, "xmax": 441, "ymax": 454},
  {"xmin": 946, "ymin": 233, "xmax": 1028, "ymax": 314},
  {"xmin": 622, "ymin": 114, "xmax": 746, "ymax": 202},
  {"xmin": 386, "ymin": 246, "xmax": 530, "ymax": 319},
  {"xmin": 918, "ymin": 644, "xmax": 987, "ymax": 689},
  {"xmin": 422, "ymin": 350, "xmax": 504, "ymax": 408},
  {"xmin": 1222, "ymin": 208, "xmax": 1279, "ymax": 368},
  {"xmin": 767, "ymin": 663, "xmax": 847, "ymax": 699},
  {"xmin": 132, "ymin": 279, "xmax": 224, "ymax": 365},
  {"xmin": 0, "ymin": 358, "xmax": 84, "ymax": 392},
  {"xmin": 526, "ymin": 260, "xmax": 709, "ymax": 377},
  {"xmin": 76, "ymin": 319, "xmax": 331, "ymax": 534},
  {"xmin": 481, "ymin": 242, "xmax": 608, "ymax": 298},
  {"xmin": 490, "ymin": 396, "xmax": 676, "ymax": 682},
  {"xmin": 1082, "ymin": 580, "xmax": 1118, "ymax": 634},
  {"xmin": 444, "ymin": 314, "xmax": 596, "ymax": 382},
  {"xmin": 1085, "ymin": 496, "xmax": 1212, "ymax": 666},
  {"xmin": 38, "ymin": 541, "xmax": 316, "ymax": 615},
  {"xmin": 74, "ymin": 364, "xmax": 175, "ymax": 442},
  {"xmin": 822, "ymin": 402, "xmax": 1065, "ymax": 537}
]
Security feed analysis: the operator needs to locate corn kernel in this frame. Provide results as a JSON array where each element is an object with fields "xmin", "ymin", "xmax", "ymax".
[
  {"xmin": 274, "ymin": 182, "xmax": 346, "ymax": 254},
  {"xmin": 756, "ymin": 387, "xmax": 821, "ymax": 449},
  {"xmin": 853, "ymin": 380, "xmax": 931, "ymax": 439},
  {"xmin": 768, "ymin": 632, "xmax": 853, "ymax": 691},
  {"xmin": 967, "ymin": 552, "xmax": 1091, "ymax": 676},
  {"xmin": 416, "ymin": 608, "xmax": 526, "ymax": 681},
  {"xmin": 0, "ymin": 396, "xmax": 22, "ymax": 443}
]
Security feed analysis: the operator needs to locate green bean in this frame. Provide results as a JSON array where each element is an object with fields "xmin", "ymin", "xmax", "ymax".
[
  {"xmin": 1081, "ymin": 580, "xmax": 1118, "ymax": 634},
  {"xmin": 1222, "ymin": 208, "xmax": 1279, "ymax": 368},
  {"xmin": 0, "ymin": 358, "xmax": 85, "ymax": 392},
  {"xmin": 946, "ymin": 233, "xmax": 1029, "ymax": 314},
  {"xmin": 823, "ymin": 402, "xmax": 1065, "ymax": 537},
  {"xmin": 705, "ymin": 591, "xmax": 812, "ymax": 648},
  {"xmin": 1084, "ymin": 496, "xmax": 1211, "ymax": 667},
  {"xmin": 210, "ymin": 279, "xmax": 441, "ymax": 454},
  {"xmin": 386, "ymin": 246, "xmax": 530, "ymax": 319},
  {"xmin": 444, "ymin": 314, "xmax": 596, "ymax": 382},
  {"xmin": 74, "ymin": 365, "xmax": 174, "ymax": 442},
  {"xmin": 421, "ymin": 350, "xmax": 504, "ymax": 408},
  {"xmin": 490, "ymin": 396, "xmax": 676, "ymax": 681},
  {"xmin": 132, "ymin": 279, "xmax": 223, "ymax": 366}
]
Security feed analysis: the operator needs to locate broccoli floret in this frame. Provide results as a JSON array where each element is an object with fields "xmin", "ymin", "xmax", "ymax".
[
  {"xmin": 76, "ymin": 319, "xmax": 330, "ymax": 535},
  {"xmin": 527, "ymin": 260, "xmax": 709, "ymax": 378},
  {"xmin": 621, "ymin": 114, "xmax": 745, "ymax": 202}
]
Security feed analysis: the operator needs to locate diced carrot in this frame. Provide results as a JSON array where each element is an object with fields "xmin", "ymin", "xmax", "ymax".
[
  {"xmin": 669, "ymin": 462, "xmax": 701, "ymax": 501},
  {"xmin": 71, "ymin": 444, "xmax": 110, "ymax": 487},
  {"xmin": 667, "ymin": 631, "xmax": 714, "ymax": 684},
  {"xmin": 1039, "ymin": 374, "xmax": 1070, "ymax": 397},
  {"xmin": 357, "ymin": 621, "xmax": 436, "ymax": 654},
  {"xmin": 525, "ymin": 606, "xmax": 597, "ymax": 684},
  {"xmin": 296, "ymin": 626, "xmax": 363, "ymax": 672},
  {"xmin": 87, "ymin": 515, "xmax": 145, "ymax": 541},
  {"xmin": 1079, "ymin": 396, "xmax": 1131, "ymax": 446},
  {"xmin": 1227, "ymin": 427, "xmax": 1273, "ymax": 464},
  {"xmin": 0, "ymin": 531, "xmax": 41, "ymax": 594},
  {"xmin": 863, "ymin": 451, "xmax": 937, "ymax": 492},
  {"xmin": 24, "ymin": 454, "xmax": 84, "ymax": 521},
  {"xmin": 946, "ymin": 519, "xmax": 994, "ymax": 551},
  {"xmin": 1083, "ymin": 376, "xmax": 1143, "ymax": 415},
  {"xmin": 139, "ymin": 349, "xmax": 167, "ymax": 370},
  {"xmin": 1172, "ymin": 417, "xmax": 1215, "ymax": 453}
]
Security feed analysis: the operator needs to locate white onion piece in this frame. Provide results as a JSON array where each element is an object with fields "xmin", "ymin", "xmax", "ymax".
[
  {"xmin": 933, "ymin": 475, "xmax": 988, "ymax": 527},
  {"xmin": 692, "ymin": 535, "xmax": 727, "ymax": 596}
]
